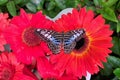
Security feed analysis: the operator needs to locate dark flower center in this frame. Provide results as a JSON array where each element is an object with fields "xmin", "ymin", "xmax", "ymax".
[
  {"xmin": 75, "ymin": 38, "xmax": 85, "ymax": 50},
  {"xmin": 0, "ymin": 63, "xmax": 15, "ymax": 80},
  {"xmin": 73, "ymin": 35, "xmax": 89, "ymax": 54},
  {"xmin": 22, "ymin": 27, "xmax": 41, "ymax": 46}
]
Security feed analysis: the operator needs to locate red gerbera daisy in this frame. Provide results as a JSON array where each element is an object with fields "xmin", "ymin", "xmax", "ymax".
[
  {"xmin": 4, "ymin": 9, "xmax": 52, "ymax": 64},
  {"xmin": 50, "ymin": 7, "xmax": 113, "ymax": 78},
  {"xmin": 0, "ymin": 13, "xmax": 10, "ymax": 51},
  {"xmin": 0, "ymin": 52, "xmax": 38, "ymax": 80}
]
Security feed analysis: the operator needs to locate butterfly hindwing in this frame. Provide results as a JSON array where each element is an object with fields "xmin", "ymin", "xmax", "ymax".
[
  {"xmin": 47, "ymin": 42, "xmax": 61, "ymax": 54},
  {"xmin": 64, "ymin": 41, "xmax": 76, "ymax": 53},
  {"xmin": 47, "ymin": 32, "xmax": 62, "ymax": 54}
]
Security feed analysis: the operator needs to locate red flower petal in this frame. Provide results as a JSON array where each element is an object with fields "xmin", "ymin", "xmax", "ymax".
[{"xmin": 37, "ymin": 57, "xmax": 59, "ymax": 78}]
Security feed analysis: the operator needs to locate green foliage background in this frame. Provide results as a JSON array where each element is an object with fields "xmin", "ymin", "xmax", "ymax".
[{"xmin": 0, "ymin": 0, "xmax": 120, "ymax": 80}]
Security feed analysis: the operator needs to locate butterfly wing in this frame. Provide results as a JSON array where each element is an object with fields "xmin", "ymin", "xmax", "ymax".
[
  {"xmin": 64, "ymin": 41, "xmax": 76, "ymax": 53},
  {"xmin": 73, "ymin": 29, "xmax": 85, "ymax": 42},
  {"xmin": 35, "ymin": 29, "xmax": 62, "ymax": 54},
  {"xmin": 63, "ymin": 29, "xmax": 85, "ymax": 53},
  {"xmin": 47, "ymin": 32, "xmax": 63, "ymax": 54},
  {"xmin": 35, "ymin": 29, "xmax": 53, "ymax": 41},
  {"xmin": 63, "ymin": 31, "xmax": 76, "ymax": 53}
]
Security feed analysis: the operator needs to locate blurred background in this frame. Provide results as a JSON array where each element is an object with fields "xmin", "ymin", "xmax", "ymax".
[{"xmin": 0, "ymin": 0, "xmax": 120, "ymax": 80}]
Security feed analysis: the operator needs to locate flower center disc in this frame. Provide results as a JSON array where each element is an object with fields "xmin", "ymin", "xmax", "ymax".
[
  {"xmin": 73, "ymin": 35, "xmax": 90, "ymax": 54},
  {"xmin": 75, "ymin": 38, "xmax": 85, "ymax": 50},
  {"xmin": 22, "ymin": 27, "xmax": 41, "ymax": 46},
  {"xmin": 0, "ymin": 64, "xmax": 15, "ymax": 80}
]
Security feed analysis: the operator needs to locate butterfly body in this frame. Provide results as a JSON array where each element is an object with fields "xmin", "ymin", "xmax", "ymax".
[{"xmin": 35, "ymin": 28, "xmax": 85, "ymax": 54}]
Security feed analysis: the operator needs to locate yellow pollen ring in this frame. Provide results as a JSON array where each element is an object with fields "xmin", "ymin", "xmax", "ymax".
[{"xmin": 71, "ymin": 33, "xmax": 92, "ymax": 57}]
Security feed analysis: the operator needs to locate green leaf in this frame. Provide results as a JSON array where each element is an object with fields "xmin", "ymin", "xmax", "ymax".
[
  {"xmin": 109, "ymin": 21, "xmax": 117, "ymax": 31},
  {"xmin": 100, "ymin": 62, "xmax": 113, "ymax": 76},
  {"xmin": 30, "ymin": 0, "xmax": 41, "ymax": 6},
  {"xmin": 117, "ymin": 21, "xmax": 120, "ymax": 33},
  {"xmin": 97, "ymin": 7, "xmax": 118, "ymax": 22},
  {"xmin": 14, "ymin": 0, "xmax": 22, "ymax": 4},
  {"xmin": 6, "ymin": 1, "xmax": 16, "ymax": 16},
  {"xmin": 0, "ymin": 0, "xmax": 8, "ymax": 5},
  {"xmin": 86, "ymin": 6, "xmax": 96, "ymax": 11},
  {"xmin": 107, "ymin": 56, "xmax": 120, "ymax": 68},
  {"xmin": 103, "ymin": 0, "xmax": 118, "ymax": 7},
  {"xmin": 93, "ymin": 0, "xmax": 101, "ymax": 6},
  {"xmin": 26, "ymin": 2, "xmax": 36, "ymax": 13},
  {"xmin": 111, "ymin": 37, "xmax": 120, "ymax": 56},
  {"xmin": 55, "ymin": 0, "xmax": 66, "ymax": 9},
  {"xmin": 65, "ymin": 0, "xmax": 79, "ymax": 8},
  {"xmin": 19, "ymin": 0, "xmax": 30, "ymax": 7},
  {"xmin": 47, "ymin": 1, "xmax": 55, "ymax": 11},
  {"xmin": 37, "ymin": 0, "xmax": 45, "ymax": 10},
  {"xmin": 116, "ymin": 1, "xmax": 120, "ymax": 10},
  {"xmin": 43, "ymin": 9, "xmax": 59, "ymax": 18},
  {"xmin": 114, "ymin": 68, "xmax": 120, "ymax": 78}
]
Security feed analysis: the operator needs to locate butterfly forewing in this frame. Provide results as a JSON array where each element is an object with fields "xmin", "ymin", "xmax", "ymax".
[
  {"xmin": 63, "ymin": 29, "xmax": 85, "ymax": 53},
  {"xmin": 35, "ymin": 29, "xmax": 62, "ymax": 54},
  {"xmin": 35, "ymin": 29, "xmax": 53, "ymax": 41}
]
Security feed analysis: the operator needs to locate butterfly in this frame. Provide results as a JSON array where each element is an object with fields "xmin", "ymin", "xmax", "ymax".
[{"xmin": 35, "ymin": 28, "xmax": 85, "ymax": 54}]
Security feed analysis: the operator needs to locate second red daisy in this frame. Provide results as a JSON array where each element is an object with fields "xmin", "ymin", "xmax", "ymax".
[{"xmin": 4, "ymin": 9, "xmax": 52, "ymax": 64}]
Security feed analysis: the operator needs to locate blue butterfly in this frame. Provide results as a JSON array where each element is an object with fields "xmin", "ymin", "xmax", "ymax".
[{"xmin": 35, "ymin": 28, "xmax": 85, "ymax": 54}]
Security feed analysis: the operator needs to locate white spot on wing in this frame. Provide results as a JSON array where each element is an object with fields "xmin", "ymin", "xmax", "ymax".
[
  {"xmin": 44, "ymin": 34, "xmax": 49, "ymax": 37},
  {"xmin": 47, "ymin": 35, "xmax": 51, "ymax": 38},
  {"xmin": 37, "ymin": 29, "xmax": 41, "ymax": 32}
]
